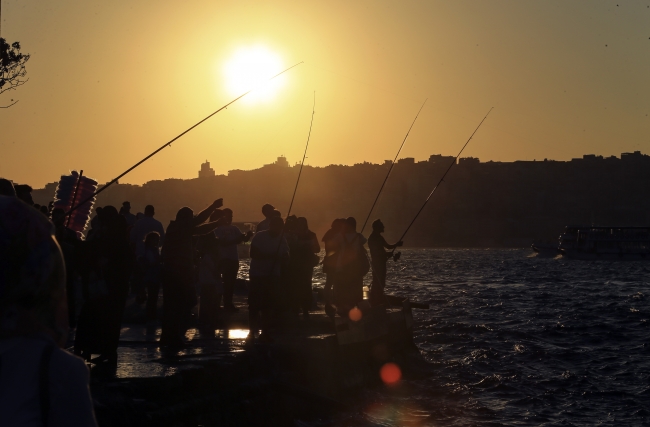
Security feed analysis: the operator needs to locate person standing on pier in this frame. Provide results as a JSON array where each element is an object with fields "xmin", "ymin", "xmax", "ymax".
[
  {"xmin": 333, "ymin": 217, "xmax": 369, "ymax": 317},
  {"xmin": 368, "ymin": 219, "xmax": 403, "ymax": 306},
  {"xmin": 322, "ymin": 218, "xmax": 346, "ymax": 318},
  {"xmin": 160, "ymin": 199, "xmax": 223, "ymax": 347},
  {"xmin": 256, "ymin": 203, "xmax": 276, "ymax": 233},
  {"xmin": 292, "ymin": 217, "xmax": 320, "ymax": 320},
  {"xmin": 247, "ymin": 216, "xmax": 289, "ymax": 342},
  {"xmin": 213, "ymin": 208, "xmax": 253, "ymax": 311}
]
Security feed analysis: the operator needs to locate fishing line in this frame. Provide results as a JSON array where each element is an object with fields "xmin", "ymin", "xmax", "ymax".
[
  {"xmin": 360, "ymin": 99, "xmax": 427, "ymax": 234},
  {"xmin": 286, "ymin": 91, "xmax": 316, "ymax": 218},
  {"xmin": 395, "ymin": 107, "xmax": 494, "ymax": 246}
]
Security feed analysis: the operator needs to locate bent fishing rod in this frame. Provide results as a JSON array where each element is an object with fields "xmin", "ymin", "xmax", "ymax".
[
  {"xmin": 360, "ymin": 99, "xmax": 427, "ymax": 234},
  {"xmin": 66, "ymin": 62, "xmax": 304, "ymax": 215},
  {"xmin": 394, "ymin": 107, "xmax": 494, "ymax": 248}
]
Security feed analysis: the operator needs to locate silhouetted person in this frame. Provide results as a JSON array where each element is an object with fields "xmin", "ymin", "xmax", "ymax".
[
  {"xmin": 0, "ymin": 195, "xmax": 98, "ymax": 426},
  {"xmin": 283, "ymin": 215, "xmax": 299, "ymax": 315},
  {"xmin": 197, "ymin": 210, "xmax": 225, "ymax": 330},
  {"xmin": 141, "ymin": 232, "xmax": 162, "ymax": 325},
  {"xmin": 14, "ymin": 184, "xmax": 34, "ymax": 205},
  {"xmin": 39, "ymin": 205, "xmax": 49, "ymax": 216},
  {"xmin": 160, "ymin": 199, "xmax": 224, "ymax": 346},
  {"xmin": 290, "ymin": 217, "xmax": 320, "ymax": 320},
  {"xmin": 333, "ymin": 217, "xmax": 369, "ymax": 317},
  {"xmin": 256, "ymin": 203, "xmax": 276, "ymax": 233},
  {"xmin": 322, "ymin": 218, "xmax": 346, "ymax": 318},
  {"xmin": 0, "ymin": 178, "xmax": 16, "ymax": 197},
  {"xmin": 119, "ymin": 201, "xmax": 136, "ymax": 227},
  {"xmin": 130, "ymin": 205, "xmax": 165, "ymax": 302},
  {"xmin": 368, "ymin": 219, "xmax": 403, "ymax": 306},
  {"xmin": 75, "ymin": 205, "xmax": 133, "ymax": 363},
  {"xmin": 88, "ymin": 207, "xmax": 103, "ymax": 239},
  {"xmin": 248, "ymin": 216, "xmax": 289, "ymax": 342},
  {"xmin": 51, "ymin": 208, "xmax": 81, "ymax": 328},
  {"xmin": 214, "ymin": 208, "xmax": 253, "ymax": 311}
]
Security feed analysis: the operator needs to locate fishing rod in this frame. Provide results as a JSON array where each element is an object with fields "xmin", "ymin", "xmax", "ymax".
[
  {"xmin": 286, "ymin": 91, "xmax": 316, "ymax": 218},
  {"xmin": 66, "ymin": 61, "xmax": 304, "ymax": 215},
  {"xmin": 360, "ymin": 99, "xmax": 427, "ymax": 234},
  {"xmin": 394, "ymin": 107, "xmax": 494, "ymax": 248},
  {"xmin": 269, "ymin": 92, "xmax": 316, "ymax": 279}
]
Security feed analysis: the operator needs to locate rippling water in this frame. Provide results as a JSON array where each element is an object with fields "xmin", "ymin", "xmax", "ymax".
[{"xmin": 326, "ymin": 248, "xmax": 649, "ymax": 427}]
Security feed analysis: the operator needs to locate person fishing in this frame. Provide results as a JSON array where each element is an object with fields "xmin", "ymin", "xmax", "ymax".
[
  {"xmin": 333, "ymin": 217, "xmax": 369, "ymax": 317},
  {"xmin": 321, "ymin": 218, "xmax": 346, "ymax": 318},
  {"xmin": 160, "ymin": 199, "xmax": 224, "ymax": 347},
  {"xmin": 248, "ymin": 216, "xmax": 289, "ymax": 343},
  {"xmin": 368, "ymin": 219, "xmax": 403, "ymax": 306},
  {"xmin": 214, "ymin": 208, "xmax": 253, "ymax": 312}
]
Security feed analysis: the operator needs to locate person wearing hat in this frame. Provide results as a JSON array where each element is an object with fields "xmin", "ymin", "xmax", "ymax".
[{"xmin": 0, "ymin": 195, "xmax": 97, "ymax": 426}]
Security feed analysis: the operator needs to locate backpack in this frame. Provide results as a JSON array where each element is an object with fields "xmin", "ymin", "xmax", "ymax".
[{"xmin": 341, "ymin": 234, "xmax": 370, "ymax": 277}]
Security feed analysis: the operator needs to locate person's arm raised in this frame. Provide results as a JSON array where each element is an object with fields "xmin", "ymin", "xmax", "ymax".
[
  {"xmin": 193, "ymin": 220, "xmax": 221, "ymax": 235},
  {"xmin": 193, "ymin": 199, "xmax": 223, "ymax": 226}
]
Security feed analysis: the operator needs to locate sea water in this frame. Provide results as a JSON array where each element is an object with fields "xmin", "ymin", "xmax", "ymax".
[{"xmin": 315, "ymin": 248, "xmax": 649, "ymax": 426}]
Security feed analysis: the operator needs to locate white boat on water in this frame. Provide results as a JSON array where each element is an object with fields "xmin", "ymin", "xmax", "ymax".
[{"xmin": 558, "ymin": 226, "xmax": 650, "ymax": 260}]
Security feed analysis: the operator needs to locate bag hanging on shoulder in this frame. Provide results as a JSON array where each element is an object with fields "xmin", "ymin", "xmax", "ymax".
[{"xmin": 343, "ymin": 234, "xmax": 370, "ymax": 277}]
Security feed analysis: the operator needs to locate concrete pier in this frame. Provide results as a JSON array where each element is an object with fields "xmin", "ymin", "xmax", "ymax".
[{"xmin": 70, "ymin": 293, "xmax": 421, "ymax": 426}]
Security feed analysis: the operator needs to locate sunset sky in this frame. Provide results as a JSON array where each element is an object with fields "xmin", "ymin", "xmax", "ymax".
[{"xmin": 1, "ymin": 0, "xmax": 649, "ymax": 188}]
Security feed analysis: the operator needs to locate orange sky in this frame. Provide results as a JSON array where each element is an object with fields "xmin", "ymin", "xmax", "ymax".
[{"xmin": 1, "ymin": 0, "xmax": 649, "ymax": 188}]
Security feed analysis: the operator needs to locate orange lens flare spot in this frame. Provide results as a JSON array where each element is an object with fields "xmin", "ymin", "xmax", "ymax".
[
  {"xmin": 380, "ymin": 362, "xmax": 402, "ymax": 385},
  {"xmin": 349, "ymin": 307, "xmax": 362, "ymax": 322}
]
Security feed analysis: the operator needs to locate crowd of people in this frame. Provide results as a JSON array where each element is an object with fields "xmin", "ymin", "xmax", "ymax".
[
  {"xmin": 1, "ymin": 178, "xmax": 404, "ymax": 351},
  {"xmin": 0, "ymin": 176, "xmax": 406, "ymax": 425}
]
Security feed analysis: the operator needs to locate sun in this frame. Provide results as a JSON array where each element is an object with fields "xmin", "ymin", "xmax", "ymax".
[{"xmin": 222, "ymin": 46, "xmax": 286, "ymax": 103}]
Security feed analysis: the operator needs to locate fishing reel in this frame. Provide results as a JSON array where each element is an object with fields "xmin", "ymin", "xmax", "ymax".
[{"xmin": 392, "ymin": 251, "xmax": 401, "ymax": 262}]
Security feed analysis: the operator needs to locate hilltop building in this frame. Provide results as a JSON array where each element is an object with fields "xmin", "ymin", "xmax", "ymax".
[
  {"xmin": 264, "ymin": 156, "xmax": 289, "ymax": 168},
  {"xmin": 198, "ymin": 160, "xmax": 215, "ymax": 178}
]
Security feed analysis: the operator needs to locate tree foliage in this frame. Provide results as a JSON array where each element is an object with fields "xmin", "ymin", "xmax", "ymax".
[{"xmin": 1, "ymin": 37, "xmax": 30, "ymax": 106}]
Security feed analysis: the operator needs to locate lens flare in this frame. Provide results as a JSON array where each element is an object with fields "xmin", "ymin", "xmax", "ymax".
[
  {"xmin": 380, "ymin": 362, "xmax": 402, "ymax": 385},
  {"xmin": 349, "ymin": 307, "xmax": 363, "ymax": 322}
]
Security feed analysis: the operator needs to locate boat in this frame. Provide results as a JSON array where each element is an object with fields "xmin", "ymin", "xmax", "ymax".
[
  {"xmin": 531, "ymin": 240, "xmax": 559, "ymax": 256},
  {"xmin": 559, "ymin": 225, "xmax": 650, "ymax": 260}
]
